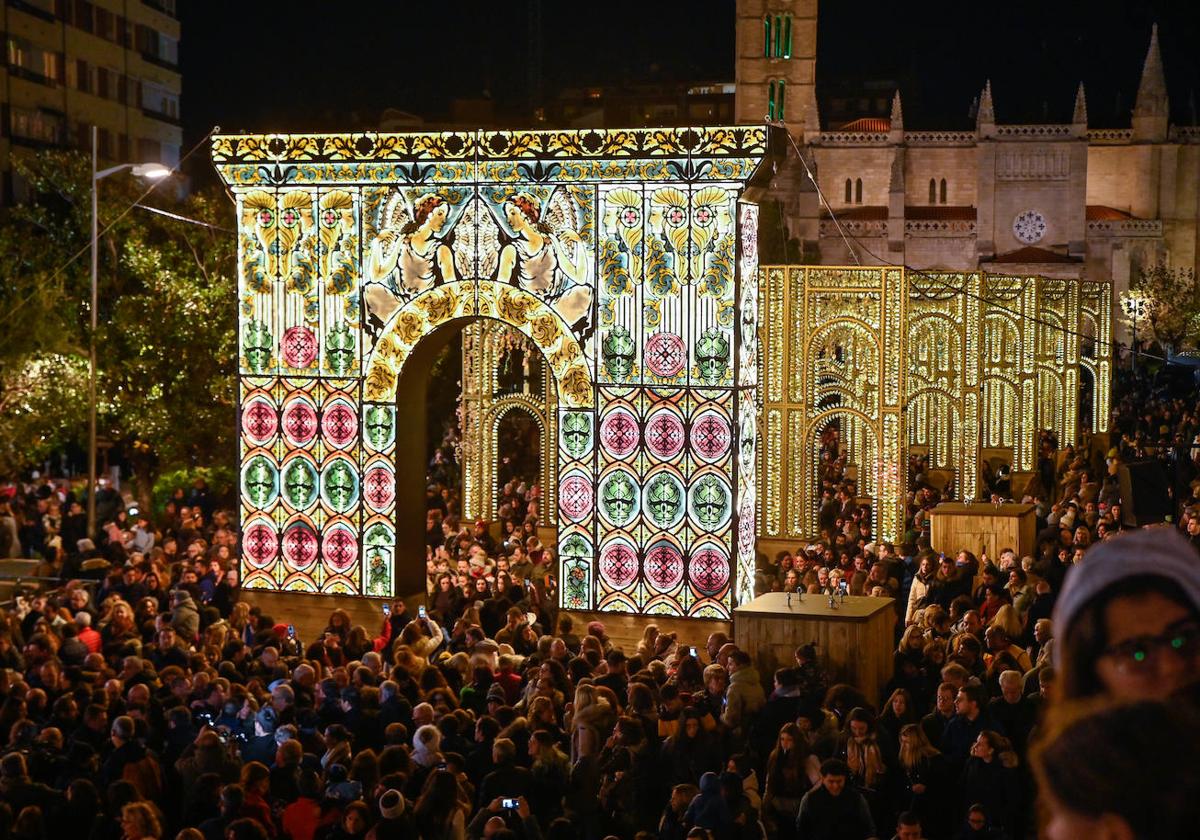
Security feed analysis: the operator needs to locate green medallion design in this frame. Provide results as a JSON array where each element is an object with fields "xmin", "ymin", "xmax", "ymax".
[
  {"xmin": 646, "ymin": 472, "xmax": 685, "ymax": 528},
  {"xmin": 695, "ymin": 328, "xmax": 730, "ymax": 384},
  {"xmin": 602, "ymin": 326, "xmax": 636, "ymax": 380},
  {"xmin": 690, "ymin": 474, "xmax": 730, "ymax": 529},
  {"xmin": 282, "ymin": 457, "xmax": 319, "ymax": 509},
  {"xmin": 560, "ymin": 411, "xmax": 592, "ymax": 459},
  {"xmin": 242, "ymin": 455, "xmax": 278, "ymax": 508},
  {"xmin": 600, "ymin": 469, "xmax": 638, "ymax": 527},
  {"xmin": 242, "ymin": 318, "xmax": 273, "ymax": 373}
]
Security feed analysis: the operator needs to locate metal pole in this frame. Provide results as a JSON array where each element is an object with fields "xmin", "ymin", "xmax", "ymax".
[
  {"xmin": 86, "ymin": 125, "xmax": 98, "ymax": 540},
  {"xmin": 1131, "ymin": 310, "xmax": 1138, "ymax": 376}
]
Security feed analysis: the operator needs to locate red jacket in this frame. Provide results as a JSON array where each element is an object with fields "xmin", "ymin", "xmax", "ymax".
[{"xmin": 79, "ymin": 626, "xmax": 102, "ymax": 654}]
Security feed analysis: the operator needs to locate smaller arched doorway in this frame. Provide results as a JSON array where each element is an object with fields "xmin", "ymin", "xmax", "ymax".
[{"xmin": 459, "ymin": 321, "xmax": 557, "ymax": 529}]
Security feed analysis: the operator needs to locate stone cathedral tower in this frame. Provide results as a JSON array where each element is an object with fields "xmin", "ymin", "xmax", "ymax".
[{"xmin": 735, "ymin": 0, "xmax": 819, "ymax": 137}]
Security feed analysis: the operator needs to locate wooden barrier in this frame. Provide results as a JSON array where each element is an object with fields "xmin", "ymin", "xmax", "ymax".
[
  {"xmin": 733, "ymin": 593, "xmax": 896, "ymax": 704},
  {"xmin": 929, "ymin": 501, "xmax": 1037, "ymax": 560}
]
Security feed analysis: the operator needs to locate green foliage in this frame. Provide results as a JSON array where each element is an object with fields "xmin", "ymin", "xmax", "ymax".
[
  {"xmin": 151, "ymin": 464, "xmax": 237, "ymax": 515},
  {"xmin": 0, "ymin": 354, "xmax": 89, "ymax": 476},
  {"xmin": 0, "ymin": 150, "xmax": 237, "ymax": 489},
  {"xmin": 1131, "ymin": 262, "xmax": 1200, "ymax": 351}
]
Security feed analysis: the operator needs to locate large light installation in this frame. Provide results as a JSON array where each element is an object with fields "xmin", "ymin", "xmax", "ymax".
[
  {"xmin": 215, "ymin": 127, "xmax": 767, "ymax": 618},
  {"xmin": 757, "ymin": 266, "xmax": 1111, "ymax": 546}
]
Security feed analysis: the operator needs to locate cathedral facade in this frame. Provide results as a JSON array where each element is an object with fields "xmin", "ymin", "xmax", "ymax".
[{"xmin": 737, "ymin": 1, "xmax": 1199, "ymax": 342}]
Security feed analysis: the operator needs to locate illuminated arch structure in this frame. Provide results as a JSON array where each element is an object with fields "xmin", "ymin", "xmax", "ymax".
[
  {"xmin": 217, "ymin": 127, "xmax": 768, "ymax": 618},
  {"xmin": 758, "ymin": 266, "xmax": 1112, "ymax": 547}
]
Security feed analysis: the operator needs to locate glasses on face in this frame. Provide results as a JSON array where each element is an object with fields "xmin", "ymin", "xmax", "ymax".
[{"xmin": 1102, "ymin": 620, "xmax": 1200, "ymax": 672}]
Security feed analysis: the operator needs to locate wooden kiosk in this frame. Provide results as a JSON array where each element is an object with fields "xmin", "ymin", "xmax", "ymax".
[
  {"xmin": 928, "ymin": 501, "xmax": 1037, "ymax": 559},
  {"xmin": 733, "ymin": 593, "xmax": 896, "ymax": 703}
]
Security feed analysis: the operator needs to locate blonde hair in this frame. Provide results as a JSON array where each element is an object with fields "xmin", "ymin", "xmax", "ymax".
[{"xmin": 990, "ymin": 604, "xmax": 1023, "ymax": 639}]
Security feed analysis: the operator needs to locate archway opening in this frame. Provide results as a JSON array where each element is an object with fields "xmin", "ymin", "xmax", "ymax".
[
  {"xmin": 389, "ymin": 317, "xmax": 557, "ymax": 601},
  {"xmin": 496, "ymin": 408, "xmax": 541, "ymax": 498}
]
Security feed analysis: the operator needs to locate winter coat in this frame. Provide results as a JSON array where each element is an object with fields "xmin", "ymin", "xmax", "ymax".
[
  {"xmin": 171, "ymin": 591, "xmax": 201, "ymax": 640},
  {"xmin": 723, "ymin": 667, "xmax": 766, "ymax": 733}
]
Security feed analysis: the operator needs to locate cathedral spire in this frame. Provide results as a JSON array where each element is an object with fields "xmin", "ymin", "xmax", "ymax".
[
  {"xmin": 977, "ymin": 79, "xmax": 994, "ymax": 131},
  {"xmin": 1073, "ymin": 81, "xmax": 1088, "ymax": 126},
  {"xmin": 889, "ymin": 89, "xmax": 904, "ymax": 143},
  {"xmin": 1133, "ymin": 23, "xmax": 1169, "ymax": 141},
  {"xmin": 890, "ymin": 90, "xmax": 904, "ymax": 131}
]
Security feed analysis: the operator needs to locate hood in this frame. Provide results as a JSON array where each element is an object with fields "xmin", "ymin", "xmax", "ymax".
[{"xmin": 699, "ymin": 771, "xmax": 721, "ymax": 795}]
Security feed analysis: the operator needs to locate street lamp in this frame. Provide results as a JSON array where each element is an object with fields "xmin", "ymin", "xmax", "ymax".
[
  {"xmin": 86, "ymin": 125, "xmax": 170, "ymax": 539},
  {"xmin": 1119, "ymin": 291, "xmax": 1151, "ymax": 377}
]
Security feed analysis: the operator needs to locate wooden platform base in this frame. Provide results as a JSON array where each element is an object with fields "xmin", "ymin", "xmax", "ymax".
[
  {"xmin": 238, "ymin": 591, "xmax": 731, "ymax": 656},
  {"xmin": 240, "ymin": 589, "xmax": 421, "ymax": 644},
  {"xmin": 558, "ymin": 610, "xmax": 731, "ymax": 658}
]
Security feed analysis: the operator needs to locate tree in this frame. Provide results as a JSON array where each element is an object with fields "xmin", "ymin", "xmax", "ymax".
[
  {"xmin": 1130, "ymin": 262, "xmax": 1200, "ymax": 352},
  {"xmin": 0, "ymin": 150, "xmax": 237, "ymax": 508}
]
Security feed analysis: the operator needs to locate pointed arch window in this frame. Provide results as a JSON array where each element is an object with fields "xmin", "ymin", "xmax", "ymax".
[
  {"xmin": 763, "ymin": 16, "xmax": 771, "ymax": 57},
  {"xmin": 777, "ymin": 78, "xmax": 786, "ymax": 120},
  {"xmin": 767, "ymin": 80, "xmax": 776, "ymax": 121},
  {"xmin": 855, "ymin": 178, "xmax": 863, "ymax": 204},
  {"xmin": 774, "ymin": 15, "xmax": 782, "ymax": 58},
  {"xmin": 845, "ymin": 179, "xmax": 853, "ymax": 204},
  {"xmin": 939, "ymin": 178, "xmax": 947, "ymax": 204},
  {"xmin": 783, "ymin": 15, "xmax": 793, "ymax": 58},
  {"xmin": 929, "ymin": 179, "xmax": 937, "ymax": 204}
]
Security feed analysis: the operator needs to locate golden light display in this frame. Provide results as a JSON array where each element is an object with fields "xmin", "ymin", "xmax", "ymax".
[{"xmin": 757, "ymin": 266, "xmax": 1112, "ymax": 546}]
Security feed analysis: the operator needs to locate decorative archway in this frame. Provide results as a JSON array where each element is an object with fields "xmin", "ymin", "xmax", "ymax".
[{"xmin": 218, "ymin": 125, "xmax": 769, "ymax": 617}]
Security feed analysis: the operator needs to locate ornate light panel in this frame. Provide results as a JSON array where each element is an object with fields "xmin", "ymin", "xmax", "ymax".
[{"xmin": 217, "ymin": 127, "xmax": 768, "ymax": 617}]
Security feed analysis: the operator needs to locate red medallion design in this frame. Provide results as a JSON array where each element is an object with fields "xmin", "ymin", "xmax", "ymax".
[
  {"xmin": 599, "ymin": 408, "xmax": 639, "ymax": 459},
  {"xmin": 645, "ymin": 542, "xmax": 684, "ymax": 590},
  {"xmin": 691, "ymin": 410, "xmax": 731, "ymax": 462},
  {"xmin": 242, "ymin": 397, "xmax": 277, "ymax": 445},
  {"xmin": 559, "ymin": 475, "xmax": 593, "ymax": 522},
  {"xmin": 243, "ymin": 521, "xmax": 277, "ymax": 569},
  {"xmin": 282, "ymin": 326, "xmax": 318, "ymax": 369},
  {"xmin": 322, "ymin": 402, "xmax": 357, "ymax": 448},
  {"xmin": 600, "ymin": 540, "xmax": 638, "ymax": 589},
  {"xmin": 281, "ymin": 398, "xmax": 318, "ymax": 447},
  {"xmin": 364, "ymin": 466, "xmax": 395, "ymax": 511},
  {"xmin": 645, "ymin": 332, "xmax": 685, "ymax": 378},
  {"xmin": 689, "ymin": 546, "xmax": 729, "ymax": 594},
  {"xmin": 322, "ymin": 525, "xmax": 358, "ymax": 573},
  {"xmin": 645, "ymin": 410, "xmax": 685, "ymax": 459},
  {"xmin": 281, "ymin": 522, "xmax": 319, "ymax": 571}
]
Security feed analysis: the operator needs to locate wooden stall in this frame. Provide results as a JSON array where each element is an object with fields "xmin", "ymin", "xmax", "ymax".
[
  {"xmin": 733, "ymin": 593, "xmax": 896, "ymax": 704},
  {"xmin": 929, "ymin": 501, "xmax": 1037, "ymax": 560}
]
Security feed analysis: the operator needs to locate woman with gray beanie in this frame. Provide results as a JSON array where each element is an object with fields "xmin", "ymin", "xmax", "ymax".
[{"xmin": 1052, "ymin": 527, "xmax": 1200, "ymax": 701}]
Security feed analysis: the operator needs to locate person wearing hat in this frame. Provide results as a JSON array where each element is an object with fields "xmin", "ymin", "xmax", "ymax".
[
  {"xmin": 369, "ymin": 788, "xmax": 413, "ymax": 839},
  {"xmin": 1054, "ymin": 527, "xmax": 1200, "ymax": 702}
]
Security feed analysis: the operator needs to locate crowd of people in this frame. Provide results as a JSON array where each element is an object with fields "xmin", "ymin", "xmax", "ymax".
[{"xmin": 0, "ymin": 367, "xmax": 1196, "ymax": 839}]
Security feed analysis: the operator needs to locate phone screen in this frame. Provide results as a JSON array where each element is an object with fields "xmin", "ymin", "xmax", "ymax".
[
  {"xmin": 287, "ymin": 624, "xmax": 295, "ymax": 638},
  {"xmin": 418, "ymin": 605, "xmax": 427, "ymax": 619},
  {"xmin": 382, "ymin": 604, "xmax": 391, "ymax": 616},
  {"xmin": 690, "ymin": 646, "xmax": 698, "ymax": 657},
  {"xmin": 502, "ymin": 798, "xmax": 518, "ymax": 809}
]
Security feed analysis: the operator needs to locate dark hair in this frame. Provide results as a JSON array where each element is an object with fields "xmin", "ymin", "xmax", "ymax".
[
  {"xmin": 819, "ymin": 758, "xmax": 850, "ymax": 778},
  {"xmin": 1060, "ymin": 576, "xmax": 1196, "ymax": 700},
  {"xmin": 1033, "ymin": 700, "xmax": 1200, "ymax": 839},
  {"xmin": 897, "ymin": 811, "xmax": 921, "ymax": 828}
]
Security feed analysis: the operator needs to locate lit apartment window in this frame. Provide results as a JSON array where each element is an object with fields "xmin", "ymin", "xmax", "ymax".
[
  {"xmin": 6, "ymin": 35, "xmax": 62, "ymax": 84},
  {"xmin": 9, "ymin": 107, "xmax": 65, "ymax": 144}
]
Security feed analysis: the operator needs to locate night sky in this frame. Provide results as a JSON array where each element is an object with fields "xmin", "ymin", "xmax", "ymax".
[{"xmin": 179, "ymin": 0, "xmax": 1199, "ymax": 177}]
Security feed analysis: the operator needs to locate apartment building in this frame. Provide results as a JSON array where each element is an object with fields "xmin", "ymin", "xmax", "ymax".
[{"xmin": 0, "ymin": 0, "xmax": 180, "ymax": 203}]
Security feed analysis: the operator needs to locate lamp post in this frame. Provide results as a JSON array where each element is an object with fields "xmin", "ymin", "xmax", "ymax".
[
  {"xmin": 1119, "ymin": 292, "xmax": 1150, "ymax": 378},
  {"xmin": 86, "ymin": 125, "xmax": 170, "ymax": 539}
]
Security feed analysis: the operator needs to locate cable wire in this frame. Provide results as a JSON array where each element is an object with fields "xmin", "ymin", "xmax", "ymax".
[
  {"xmin": 0, "ymin": 127, "xmax": 218, "ymax": 340},
  {"xmin": 768, "ymin": 121, "xmax": 1173, "ymax": 365}
]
